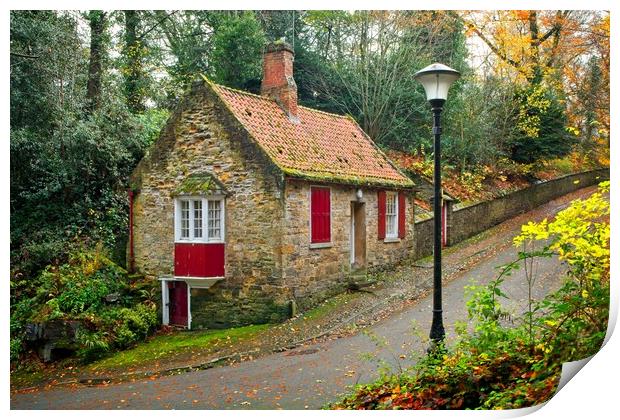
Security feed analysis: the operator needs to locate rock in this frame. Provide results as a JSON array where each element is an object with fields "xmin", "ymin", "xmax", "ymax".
[
  {"xmin": 25, "ymin": 320, "xmax": 83, "ymax": 362},
  {"xmin": 105, "ymin": 293, "xmax": 120, "ymax": 303},
  {"xmin": 24, "ymin": 323, "xmax": 43, "ymax": 341}
]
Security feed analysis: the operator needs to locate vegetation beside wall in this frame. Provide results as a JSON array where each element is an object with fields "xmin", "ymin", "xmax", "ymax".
[{"xmin": 10, "ymin": 246, "xmax": 158, "ymax": 365}]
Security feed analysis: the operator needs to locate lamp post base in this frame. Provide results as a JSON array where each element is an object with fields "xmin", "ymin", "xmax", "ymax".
[{"xmin": 428, "ymin": 307, "xmax": 446, "ymax": 353}]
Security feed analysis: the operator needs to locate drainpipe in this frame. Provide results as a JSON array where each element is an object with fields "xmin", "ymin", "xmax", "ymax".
[{"xmin": 128, "ymin": 189, "xmax": 135, "ymax": 273}]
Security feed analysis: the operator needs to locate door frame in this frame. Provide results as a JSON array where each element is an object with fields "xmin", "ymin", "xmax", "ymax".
[
  {"xmin": 160, "ymin": 278, "xmax": 192, "ymax": 329},
  {"xmin": 350, "ymin": 203, "xmax": 356, "ymax": 265},
  {"xmin": 350, "ymin": 201, "xmax": 367, "ymax": 268}
]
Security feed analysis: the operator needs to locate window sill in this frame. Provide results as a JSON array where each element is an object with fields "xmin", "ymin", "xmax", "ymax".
[
  {"xmin": 310, "ymin": 242, "xmax": 333, "ymax": 249},
  {"xmin": 175, "ymin": 276, "xmax": 225, "ymax": 289},
  {"xmin": 383, "ymin": 237, "xmax": 401, "ymax": 243},
  {"xmin": 175, "ymin": 240, "xmax": 225, "ymax": 245}
]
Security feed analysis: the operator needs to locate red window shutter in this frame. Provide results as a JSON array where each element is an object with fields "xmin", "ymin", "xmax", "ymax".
[
  {"xmin": 377, "ymin": 190, "xmax": 386, "ymax": 239},
  {"xmin": 311, "ymin": 187, "xmax": 331, "ymax": 243},
  {"xmin": 398, "ymin": 191, "xmax": 406, "ymax": 239}
]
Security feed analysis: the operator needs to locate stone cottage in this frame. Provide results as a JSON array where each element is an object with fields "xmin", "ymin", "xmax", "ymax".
[{"xmin": 129, "ymin": 42, "xmax": 415, "ymax": 329}]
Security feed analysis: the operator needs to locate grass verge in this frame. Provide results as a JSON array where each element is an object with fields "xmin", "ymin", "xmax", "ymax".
[{"xmin": 87, "ymin": 323, "xmax": 270, "ymax": 372}]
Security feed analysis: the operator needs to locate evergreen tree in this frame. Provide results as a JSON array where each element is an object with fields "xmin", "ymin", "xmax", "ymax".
[
  {"xmin": 211, "ymin": 12, "xmax": 266, "ymax": 91},
  {"xmin": 510, "ymin": 85, "xmax": 576, "ymax": 163}
]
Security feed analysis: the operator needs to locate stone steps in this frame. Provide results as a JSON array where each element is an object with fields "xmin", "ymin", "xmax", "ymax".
[{"xmin": 347, "ymin": 269, "xmax": 376, "ymax": 291}]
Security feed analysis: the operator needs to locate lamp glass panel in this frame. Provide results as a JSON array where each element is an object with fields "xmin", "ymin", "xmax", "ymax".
[{"xmin": 418, "ymin": 72, "xmax": 459, "ymax": 101}]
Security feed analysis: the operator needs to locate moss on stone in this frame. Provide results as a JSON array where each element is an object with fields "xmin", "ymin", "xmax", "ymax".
[
  {"xmin": 281, "ymin": 167, "xmax": 414, "ymax": 189},
  {"xmin": 173, "ymin": 172, "xmax": 227, "ymax": 196},
  {"xmin": 191, "ymin": 291, "xmax": 290, "ymax": 329}
]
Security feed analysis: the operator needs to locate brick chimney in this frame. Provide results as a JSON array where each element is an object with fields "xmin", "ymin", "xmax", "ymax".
[{"xmin": 261, "ymin": 41, "xmax": 298, "ymax": 122}]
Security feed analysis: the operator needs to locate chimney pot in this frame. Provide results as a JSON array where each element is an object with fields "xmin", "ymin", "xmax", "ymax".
[{"xmin": 261, "ymin": 41, "xmax": 298, "ymax": 122}]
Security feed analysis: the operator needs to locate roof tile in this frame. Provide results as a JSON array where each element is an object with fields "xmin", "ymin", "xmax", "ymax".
[{"xmin": 210, "ymin": 82, "xmax": 413, "ymax": 188}]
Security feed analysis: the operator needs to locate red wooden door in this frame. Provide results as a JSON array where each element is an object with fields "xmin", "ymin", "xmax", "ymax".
[{"xmin": 168, "ymin": 281, "xmax": 188, "ymax": 327}]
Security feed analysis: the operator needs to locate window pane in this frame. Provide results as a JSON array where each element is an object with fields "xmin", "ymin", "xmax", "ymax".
[
  {"xmin": 386, "ymin": 193, "xmax": 397, "ymax": 237},
  {"xmin": 208, "ymin": 200, "xmax": 222, "ymax": 240},
  {"xmin": 193, "ymin": 200, "xmax": 203, "ymax": 238},
  {"xmin": 180, "ymin": 200, "xmax": 190, "ymax": 239}
]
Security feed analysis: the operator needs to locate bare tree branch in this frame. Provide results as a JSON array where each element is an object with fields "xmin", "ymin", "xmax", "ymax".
[
  {"xmin": 10, "ymin": 51, "xmax": 39, "ymax": 59},
  {"xmin": 465, "ymin": 22, "xmax": 523, "ymax": 71},
  {"xmin": 138, "ymin": 10, "xmax": 178, "ymax": 41}
]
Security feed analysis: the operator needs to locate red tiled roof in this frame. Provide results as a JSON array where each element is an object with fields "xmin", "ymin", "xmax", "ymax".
[{"xmin": 208, "ymin": 81, "xmax": 413, "ymax": 188}]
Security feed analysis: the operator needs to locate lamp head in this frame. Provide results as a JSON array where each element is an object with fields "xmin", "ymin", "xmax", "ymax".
[{"xmin": 414, "ymin": 63, "xmax": 461, "ymax": 105}]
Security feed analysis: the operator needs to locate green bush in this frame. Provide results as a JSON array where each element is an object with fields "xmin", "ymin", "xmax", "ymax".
[
  {"xmin": 23, "ymin": 247, "xmax": 127, "ymax": 322},
  {"xmin": 75, "ymin": 329, "xmax": 110, "ymax": 363},
  {"xmin": 11, "ymin": 338, "xmax": 23, "ymax": 362},
  {"xmin": 10, "ymin": 246, "xmax": 159, "ymax": 364},
  {"xmin": 103, "ymin": 304, "xmax": 158, "ymax": 349}
]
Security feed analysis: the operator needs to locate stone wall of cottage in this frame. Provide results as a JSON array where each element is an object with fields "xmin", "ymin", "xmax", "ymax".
[
  {"xmin": 131, "ymin": 82, "xmax": 292, "ymax": 329},
  {"xmin": 282, "ymin": 179, "xmax": 416, "ymax": 310}
]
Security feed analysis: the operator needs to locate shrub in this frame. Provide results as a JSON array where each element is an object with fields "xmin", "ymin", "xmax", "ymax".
[
  {"xmin": 10, "ymin": 338, "xmax": 23, "ymax": 362},
  {"xmin": 24, "ymin": 246, "xmax": 127, "ymax": 323},
  {"xmin": 10, "ymin": 245, "xmax": 159, "ymax": 364},
  {"xmin": 104, "ymin": 304, "xmax": 158, "ymax": 349},
  {"xmin": 75, "ymin": 329, "xmax": 110, "ymax": 363},
  {"xmin": 512, "ymin": 180, "xmax": 610, "ymax": 363}
]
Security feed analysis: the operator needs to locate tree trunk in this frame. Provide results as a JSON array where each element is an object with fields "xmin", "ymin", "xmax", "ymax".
[
  {"xmin": 86, "ymin": 11, "xmax": 106, "ymax": 114},
  {"xmin": 528, "ymin": 11, "xmax": 542, "ymax": 84},
  {"xmin": 124, "ymin": 10, "xmax": 145, "ymax": 113}
]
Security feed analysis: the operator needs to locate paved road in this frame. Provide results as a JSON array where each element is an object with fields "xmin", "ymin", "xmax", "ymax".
[{"xmin": 11, "ymin": 191, "xmax": 584, "ymax": 410}]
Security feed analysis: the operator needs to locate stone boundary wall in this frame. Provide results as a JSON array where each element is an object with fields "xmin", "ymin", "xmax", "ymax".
[
  {"xmin": 413, "ymin": 217, "xmax": 435, "ymax": 260},
  {"xmin": 414, "ymin": 169, "xmax": 609, "ymax": 260}
]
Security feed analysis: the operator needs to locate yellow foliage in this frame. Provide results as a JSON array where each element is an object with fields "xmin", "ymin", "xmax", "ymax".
[
  {"xmin": 516, "ymin": 84, "xmax": 551, "ymax": 138},
  {"xmin": 514, "ymin": 182, "xmax": 610, "ymax": 283}
]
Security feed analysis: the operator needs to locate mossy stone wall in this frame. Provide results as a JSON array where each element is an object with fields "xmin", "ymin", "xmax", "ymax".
[
  {"xmin": 414, "ymin": 168, "xmax": 610, "ymax": 260},
  {"xmin": 131, "ymin": 81, "xmax": 291, "ymax": 328}
]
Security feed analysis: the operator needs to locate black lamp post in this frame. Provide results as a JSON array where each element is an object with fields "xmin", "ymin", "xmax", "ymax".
[{"xmin": 414, "ymin": 63, "xmax": 461, "ymax": 346}]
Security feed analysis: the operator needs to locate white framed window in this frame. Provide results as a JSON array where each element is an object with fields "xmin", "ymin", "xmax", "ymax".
[
  {"xmin": 385, "ymin": 192, "xmax": 398, "ymax": 239},
  {"xmin": 193, "ymin": 200, "xmax": 203, "ymax": 238},
  {"xmin": 175, "ymin": 196, "xmax": 225, "ymax": 243},
  {"xmin": 207, "ymin": 199, "xmax": 222, "ymax": 240}
]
